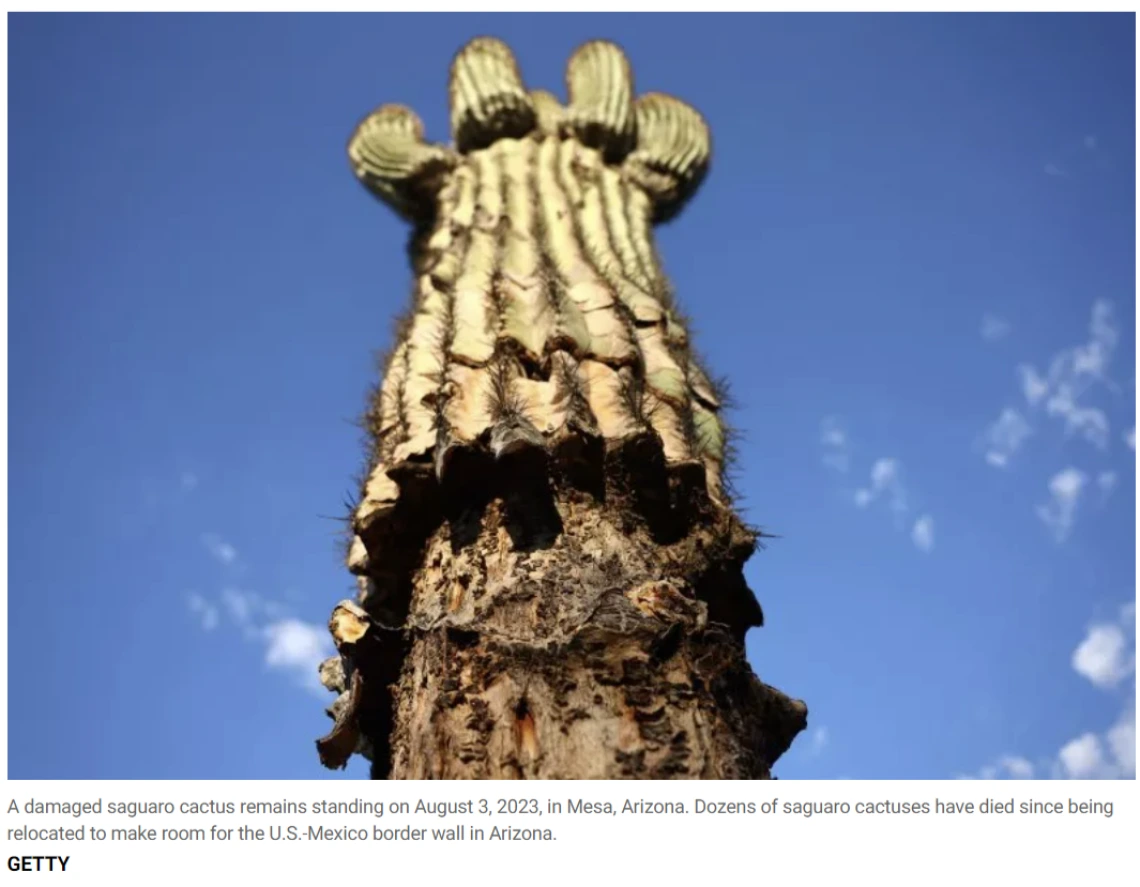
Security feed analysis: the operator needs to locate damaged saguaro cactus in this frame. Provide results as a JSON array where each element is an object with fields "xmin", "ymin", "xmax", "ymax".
[{"xmin": 318, "ymin": 36, "xmax": 807, "ymax": 779}]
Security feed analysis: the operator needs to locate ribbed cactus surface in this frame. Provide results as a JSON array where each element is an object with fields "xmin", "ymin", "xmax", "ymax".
[{"xmin": 318, "ymin": 37, "xmax": 806, "ymax": 779}]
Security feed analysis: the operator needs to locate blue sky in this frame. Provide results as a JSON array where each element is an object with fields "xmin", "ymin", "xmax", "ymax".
[{"xmin": 7, "ymin": 13, "xmax": 1135, "ymax": 780}]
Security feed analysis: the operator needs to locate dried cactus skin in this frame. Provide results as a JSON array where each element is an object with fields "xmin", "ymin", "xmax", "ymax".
[{"xmin": 326, "ymin": 36, "xmax": 806, "ymax": 780}]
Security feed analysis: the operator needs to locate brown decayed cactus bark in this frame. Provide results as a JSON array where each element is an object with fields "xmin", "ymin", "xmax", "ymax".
[{"xmin": 318, "ymin": 37, "xmax": 807, "ymax": 779}]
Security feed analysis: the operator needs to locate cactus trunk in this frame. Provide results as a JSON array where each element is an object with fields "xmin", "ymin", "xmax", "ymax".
[{"xmin": 318, "ymin": 37, "xmax": 807, "ymax": 779}]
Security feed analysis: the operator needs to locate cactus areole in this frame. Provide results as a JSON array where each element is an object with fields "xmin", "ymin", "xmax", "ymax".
[{"xmin": 317, "ymin": 37, "xmax": 807, "ymax": 779}]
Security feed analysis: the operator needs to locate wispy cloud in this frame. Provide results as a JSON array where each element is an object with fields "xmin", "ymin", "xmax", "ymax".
[
  {"xmin": 981, "ymin": 313, "xmax": 1011, "ymax": 342},
  {"xmin": 1036, "ymin": 467, "xmax": 1087, "ymax": 542},
  {"xmin": 186, "ymin": 578, "xmax": 332, "ymax": 697},
  {"xmin": 854, "ymin": 457, "xmax": 907, "ymax": 517},
  {"xmin": 1043, "ymin": 163, "xmax": 1067, "ymax": 177},
  {"xmin": 850, "ymin": 456, "xmax": 933, "ymax": 545},
  {"xmin": 186, "ymin": 593, "xmax": 220, "ymax": 631},
  {"xmin": 1025, "ymin": 300, "xmax": 1116, "ymax": 448},
  {"xmin": 911, "ymin": 515, "xmax": 934, "ymax": 552},
  {"xmin": 988, "ymin": 301, "xmax": 1119, "ymax": 470},
  {"xmin": 820, "ymin": 416, "xmax": 849, "ymax": 473},
  {"xmin": 1018, "ymin": 365, "xmax": 1049, "ymax": 407},
  {"xmin": 827, "ymin": 432, "xmax": 933, "ymax": 545},
  {"xmin": 1125, "ymin": 428, "xmax": 1135, "ymax": 450},
  {"xmin": 1045, "ymin": 386, "xmax": 1109, "ymax": 449},
  {"xmin": 217, "ymin": 587, "xmax": 288, "ymax": 638},
  {"xmin": 202, "ymin": 533, "xmax": 238, "ymax": 566},
  {"xmin": 980, "ymin": 408, "xmax": 1032, "ymax": 469},
  {"xmin": 213, "ymin": 587, "xmax": 327, "ymax": 692}
]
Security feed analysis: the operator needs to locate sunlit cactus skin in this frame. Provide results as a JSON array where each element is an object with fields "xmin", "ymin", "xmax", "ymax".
[{"xmin": 319, "ymin": 37, "xmax": 807, "ymax": 779}]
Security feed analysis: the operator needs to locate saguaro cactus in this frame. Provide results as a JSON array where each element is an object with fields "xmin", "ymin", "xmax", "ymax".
[{"xmin": 317, "ymin": 37, "xmax": 807, "ymax": 779}]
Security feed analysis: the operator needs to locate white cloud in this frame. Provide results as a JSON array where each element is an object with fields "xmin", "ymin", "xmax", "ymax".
[
  {"xmin": 1073, "ymin": 624, "xmax": 1132, "ymax": 689},
  {"xmin": 263, "ymin": 619, "xmax": 333, "ymax": 694},
  {"xmin": 1051, "ymin": 467, "xmax": 1086, "ymax": 500},
  {"xmin": 853, "ymin": 457, "xmax": 914, "ymax": 530},
  {"xmin": 1073, "ymin": 300, "xmax": 1117, "ymax": 378},
  {"xmin": 1036, "ymin": 467, "xmax": 1086, "ymax": 542},
  {"xmin": 820, "ymin": 416, "xmax": 849, "ymax": 473},
  {"xmin": 1014, "ymin": 301, "xmax": 1117, "ymax": 451},
  {"xmin": 218, "ymin": 587, "xmax": 288, "ymax": 641},
  {"xmin": 186, "ymin": 593, "xmax": 220, "ymax": 631},
  {"xmin": 870, "ymin": 458, "xmax": 897, "ymax": 489},
  {"xmin": 824, "ymin": 427, "xmax": 925, "ymax": 535},
  {"xmin": 998, "ymin": 756, "xmax": 1034, "ymax": 779},
  {"xmin": 1045, "ymin": 386, "xmax": 1109, "ymax": 448},
  {"xmin": 1018, "ymin": 365, "xmax": 1050, "ymax": 406},
  {"xmin": 1072, "ymin": 605, "xmax": 1135, "ymax": 690},
  {"xmin": 202, "ymin": 533, "xmax": 238, "ymax": 566},
  {"xmin": 1086, "ymin": 299, "xmax": 1117, "ymax": 364},
  {"xmin": 981, "ymin": 408, "xmax": 1032, "ymax": 469},
  {"xmin": 1105, "ymin": 708, "xmax": 1135, "ymax": 778},
  {"xmin": 821, "ymin": 427, "xmax": 845, "ymax": 448},
  {"xmin": 911, "ymin": 515, "xmax": 934, "ymax": 552},
  {"xmin": 1058, "ymin": 733, "xmax": 1105, "ymax": 778},
  {"xmin": 1125, "ymin": 428, "xmax": 1135, "ymax": 450},
  {"xmin": 981, "ymin": 314, "xmax": 1011, "ymax": 342}
]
